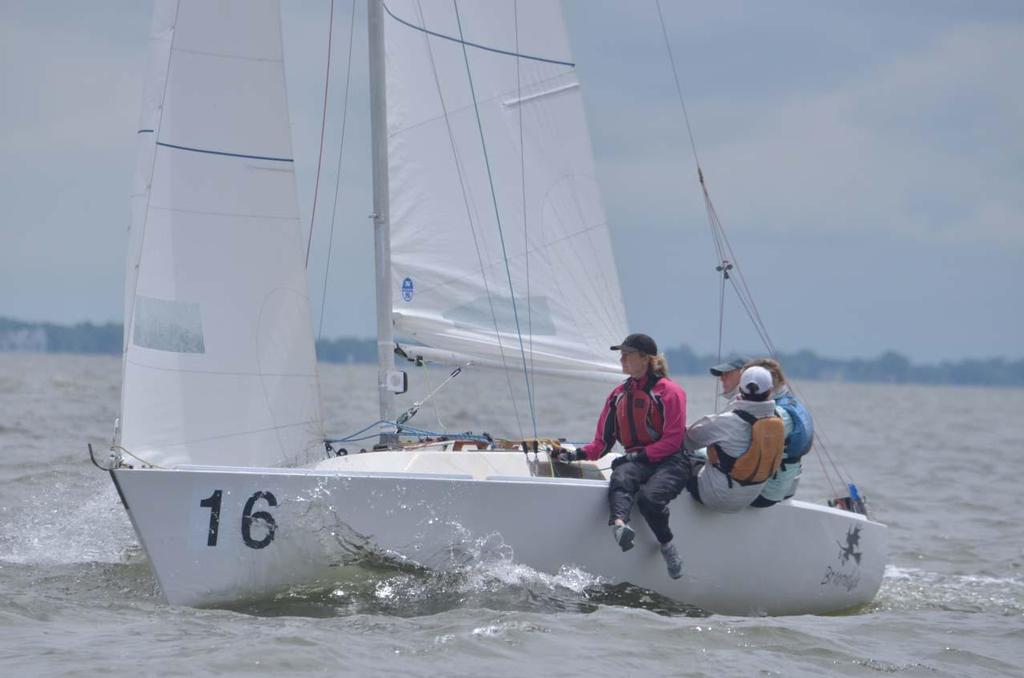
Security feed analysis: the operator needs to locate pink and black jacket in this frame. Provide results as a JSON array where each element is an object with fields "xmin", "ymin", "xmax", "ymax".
[{"xmin": 580, "ymin": 374, "xmax": 687, "ymax": 463}]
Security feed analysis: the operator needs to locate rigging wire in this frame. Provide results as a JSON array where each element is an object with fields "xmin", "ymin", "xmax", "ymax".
[
  {"xmin": 305, "ymin": 0, "xmax": 337, "ymax": 269},
  {"xmin": 317, "ymin": 0, "xmax": 359, "ymax": 342},
  {"xmin": 514, "ymin": 1, "xmax": 539, "ymax": 432},
  {"xmin": 655, "ymin": 0, "xmax": 702, "ymax": 176},
  {"xmin": 420, "ymin": 361, "xmax": 448, "ymax": 430},
  {"xmin": 806, "ymin": 410, "xmax": 851, "ymax": 488},
  {"xmin": 396, "ymin": 367, "xmax": 463, "ymax": 427},
  {"xmin": 453, "ymin": 0, "xmax": 539, "ymax": 440},
  {"xmin": 655, "ymin": 0, "xmax": 778, "ymax": 378},
  {"xmin": 655, "ymin": 0, "xmax": 776, "ymax": 353},
  {"xmin": 654, "ymin": 0, "xmax": 848, "ymax": 495},
  {"xmin": 414, "ymin": 0, "xmax": 527, "ymax": 438},
  {"xmin": 452, "ymin": 1, "xmax": 540, "ymax": 440},
  {"xmin": 714, "ymin": 260, "xmax": 728, "ymax": 412},
  {"xmin": 512, "ymin": 1, "xmax": 548, "ymax": 475}
]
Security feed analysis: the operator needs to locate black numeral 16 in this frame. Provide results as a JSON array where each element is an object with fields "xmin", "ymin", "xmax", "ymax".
[{"xmin": 199, "ymin": 490, "xmax": 278, "ymax": 549}]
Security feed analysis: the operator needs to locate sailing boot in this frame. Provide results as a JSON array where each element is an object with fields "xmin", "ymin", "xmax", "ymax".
[
  {"xmin": 613, "ymin": 523, "xmax": 635, "ymax": 552},
  {"xmin": 660, "ymin": 541, "xmax": 683, "ymax": 579}
]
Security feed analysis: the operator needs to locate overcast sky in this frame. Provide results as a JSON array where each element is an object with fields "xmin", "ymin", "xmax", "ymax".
[{"xmin": 1, "ymin": 0, "xmax": 1021, "ymax": 362}]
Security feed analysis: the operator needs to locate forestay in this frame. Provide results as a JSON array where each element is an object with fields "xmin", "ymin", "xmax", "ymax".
[
  {"xmin": 384, "ymin": 1, "xmax": 628, "ymax": 379},
  {"xmin": 120, "ymin": 0, "xmax": 323, "ymax": 468}
]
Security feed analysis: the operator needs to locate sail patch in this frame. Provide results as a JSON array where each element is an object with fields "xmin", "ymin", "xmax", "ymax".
[{"xmin": 132, "ymin": 296, "xmax": 206, "ymax": 353}]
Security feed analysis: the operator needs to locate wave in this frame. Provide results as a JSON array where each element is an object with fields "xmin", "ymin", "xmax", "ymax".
[{"xmin": 875, "ymin": 565, "xmax": 1024, "ymax": 615}]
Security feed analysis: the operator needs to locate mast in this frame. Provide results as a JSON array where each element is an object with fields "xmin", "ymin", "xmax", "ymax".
[{"xmin": 368, "ymin": 0, "xmax": 398, "ymax": 445}]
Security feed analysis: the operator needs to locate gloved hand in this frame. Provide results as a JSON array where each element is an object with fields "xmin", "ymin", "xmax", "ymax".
[
  {"xmin": 610, "ymin": 450, "xmax": 648, "ymax": 470},
  {"xmin": 554, "ymin": 447, "xmax": 584, "ymax": 464}
]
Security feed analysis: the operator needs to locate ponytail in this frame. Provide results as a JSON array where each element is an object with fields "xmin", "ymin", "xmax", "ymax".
[{"xmin": 648, "ymin": 353, "xmax": 669, "ymax": 379}]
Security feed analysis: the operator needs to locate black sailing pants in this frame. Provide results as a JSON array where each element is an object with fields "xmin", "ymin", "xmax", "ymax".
[{"xmin": 607, "ymin": 453, "xmax": 691, "ymax": 545}]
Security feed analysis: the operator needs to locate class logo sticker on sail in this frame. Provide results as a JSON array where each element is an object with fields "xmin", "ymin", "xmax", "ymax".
[{"xmin": 401, "ymin": 277, "xmax": 415, "ymax": 302}]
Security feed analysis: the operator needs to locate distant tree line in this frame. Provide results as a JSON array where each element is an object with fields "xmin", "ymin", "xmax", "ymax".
[
  {"xmin": 1, "ymin": 317, "xmax": 1020, "ymax": 387},
  {"xmin": 662, "ymin": 346, "xmax": 1024, "ymax": 388},
  {"xmin": 0, "ymin": 317, "xmax": 122, "ymax": 354}
]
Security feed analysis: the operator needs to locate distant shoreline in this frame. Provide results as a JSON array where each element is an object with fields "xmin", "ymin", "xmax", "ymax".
[{"xmin": 1, "ymin": 316, "xmax": 1020, "ymax": 387}]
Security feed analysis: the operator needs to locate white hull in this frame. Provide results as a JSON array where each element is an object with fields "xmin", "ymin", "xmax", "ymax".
[{"xmin": 111, "ymin": 451, "xmax": 886, "ymax": 615}]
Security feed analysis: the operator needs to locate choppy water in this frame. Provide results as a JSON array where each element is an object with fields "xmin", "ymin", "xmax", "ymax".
[{"xmin": 1, "ymin": 353, "xmax": 1022, "ymax": 676}]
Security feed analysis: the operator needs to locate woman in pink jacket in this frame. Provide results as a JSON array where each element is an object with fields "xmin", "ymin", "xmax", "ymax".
[{"xmin": 556, "ymin": 333, "xmax": 688, "ymax": 579}]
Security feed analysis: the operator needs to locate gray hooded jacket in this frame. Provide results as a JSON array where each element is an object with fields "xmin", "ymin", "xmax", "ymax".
[{"xmin": 684, "ymin": 398, "xmax": 779, "ymax": 512}]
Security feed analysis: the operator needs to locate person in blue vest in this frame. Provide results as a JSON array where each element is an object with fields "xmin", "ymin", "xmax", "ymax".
[
  {"xmin": 554, "ymin": 333, "xmax": 688, "ymax": 579},
  {"xmin": 744, "ymin": 358, "xmax": 815, "ymax": 507}
]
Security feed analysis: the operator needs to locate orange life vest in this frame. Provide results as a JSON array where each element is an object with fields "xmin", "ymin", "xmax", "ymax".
[
  {"xmin": 614, "ymin": 377, "xmax": 665, "ymax": 449},
  {"xmin": 707, "ymin": 409, "xmax": 785, "ymax": 486}
]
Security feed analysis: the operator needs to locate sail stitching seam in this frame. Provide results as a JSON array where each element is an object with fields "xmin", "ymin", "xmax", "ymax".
[
  {"xmin": 126, "ymin": 358, "xmax": 315, "ymax": 378},
  {"xmin": 142, "ymin": 419, "xmax": 322, "ymax": 449},
  {"xmin": 148, "ymin": 205, "xmax": 298, "ymax": 221},
  {"xmin": 170, "ymin": 45, "xmax": 283, "ymax": 63}
]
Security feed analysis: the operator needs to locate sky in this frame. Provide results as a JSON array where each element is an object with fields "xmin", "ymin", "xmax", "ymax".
[{"xmin": 1, "ymin": 0, "xmax": 1021, "ymax": 363}]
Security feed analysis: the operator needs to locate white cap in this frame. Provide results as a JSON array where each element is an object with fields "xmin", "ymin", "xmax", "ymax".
[{"xmin": 739, "ymin": 365, "xmax": 773, "ymax": 398}]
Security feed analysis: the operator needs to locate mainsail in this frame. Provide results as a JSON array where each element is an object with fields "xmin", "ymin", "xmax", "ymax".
[
  {"xmin": 120, "ymin": 0, "xmax": 323, "ymax": 468},
  {"xmin": 383, "ymin": 1, "xmax": 628, "ymax": 379}
]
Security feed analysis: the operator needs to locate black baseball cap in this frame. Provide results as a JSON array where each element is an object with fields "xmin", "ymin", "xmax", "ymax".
[
  {"xmin": 709, "ymin": 357, "xmax": 750, "ymax": 376},
  {"xmin": 610, "ymin": 333, "xmax": 658, "ymax": 355}
]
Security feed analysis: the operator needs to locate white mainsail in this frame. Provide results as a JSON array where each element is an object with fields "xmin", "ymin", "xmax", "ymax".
[
  {"xmin": 383, "ymin": 1, "xmax": 628, "ymax": 379},
  {"xmin": 119, "ymin": 0, "xmax": 323, "ymax": 468}
]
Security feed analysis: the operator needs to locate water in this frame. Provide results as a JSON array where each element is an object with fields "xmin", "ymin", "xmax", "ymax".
[{"xmin": 1, "ymin": 353, "xmax": 1022, "ymax": 676}]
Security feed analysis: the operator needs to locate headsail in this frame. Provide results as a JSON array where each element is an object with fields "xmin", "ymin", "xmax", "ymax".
[
  {"xmin": 383, "ymin": 0, "xmax": 628, "ymax": 379},
  {"xmin": 120, "ymin": 0, "xmax": 323, "ymax": 468}
]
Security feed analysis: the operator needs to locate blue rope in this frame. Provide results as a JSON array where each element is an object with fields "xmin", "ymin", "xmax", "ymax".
[
  {"xmin": 326, "ymin": 420, "xmax": 492, "ymax": 445},
  {"xmin": 396, "ymin": 424, "xmax": 493, "ymax": 444},
  {"xmin": 155, "ymin": 141, "xmax": 292, "ymax": 163},
  {"xmin": 453, "ymin": 1, "xmax": 539, "ymax": 441},
  {"xmin": 326, "ymin": 420, "xmax": 395, "ymax": 443}
]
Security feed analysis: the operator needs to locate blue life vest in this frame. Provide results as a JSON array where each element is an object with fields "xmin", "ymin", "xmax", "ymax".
[{"xmin": 775, "ymin": 392, "xmax": 814, "ymax": 461}]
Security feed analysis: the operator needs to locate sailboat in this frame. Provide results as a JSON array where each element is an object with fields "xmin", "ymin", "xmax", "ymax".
[{"xmin": 107, "ymin": 0, "xmax": 887, "ymax": 615}]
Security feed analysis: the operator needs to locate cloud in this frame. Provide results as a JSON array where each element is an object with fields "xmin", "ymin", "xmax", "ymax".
[
  {"xmin": 693, "ymin": 22, "xmax": 1024, "ymax": 247},
  {"xmin": 0, "ymin": 7, "xmax": 146, "ymax": 157},
  {"xmin": 577, "ymin": 17, "xmax": 1023, "ymax": 253}
]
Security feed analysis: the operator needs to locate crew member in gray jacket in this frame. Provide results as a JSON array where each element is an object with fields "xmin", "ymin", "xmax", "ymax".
[{"xmin": 683, "ymin": 365, "xmax": 783, "ymax": 512}]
